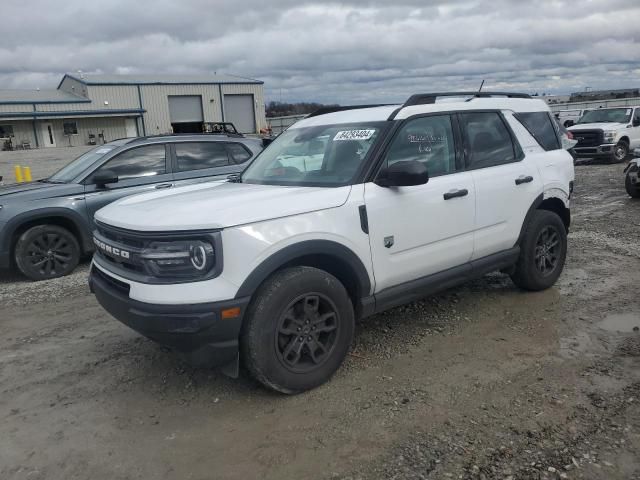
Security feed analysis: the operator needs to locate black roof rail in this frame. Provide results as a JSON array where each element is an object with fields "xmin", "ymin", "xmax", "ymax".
[
  {"xmin": 307, "ymin": 104, "xmax": 395, "ymax": 118},
  {"xmin": 404, "ymin": 91, "xmax": 531, "ymax": 106},
  {"xmin": 387, "ymin": 91, "xmax": 532, "ymax": 120}
]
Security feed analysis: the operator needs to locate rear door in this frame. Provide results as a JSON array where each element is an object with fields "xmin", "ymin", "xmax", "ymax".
[
  {"xmin": 83, "ymin": 143, "xmax": 173, "ymax": 224},
  {"xmin": 170, "ymin": 141, "xmax": 251, "ymax": 187},
  {"xmin": 459, "ymin": 111, "xmax": 543, "ymax": 259}
]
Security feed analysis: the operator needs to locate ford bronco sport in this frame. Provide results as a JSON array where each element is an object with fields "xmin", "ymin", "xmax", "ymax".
[{"xmin": 89, "ymin": 92, "xmax": 575, "ymax": 393}]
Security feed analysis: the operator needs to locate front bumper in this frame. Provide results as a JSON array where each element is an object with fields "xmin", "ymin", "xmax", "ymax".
[
  {"xmin": 573, "ymin": 144, "xmax": 616, "ymax": 157},
  {"xmin": 89, "ymin": 265, "xmax": 250, "ymax": 369}
]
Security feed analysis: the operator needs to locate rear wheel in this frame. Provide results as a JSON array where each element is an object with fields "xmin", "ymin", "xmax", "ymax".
[
  {"xmin": 510, "ymin": 210, "xmax": 567, "ymax": 291},
  {"xmin": 241, "ymin": 266, "xmax": 354, "ymax": 394},
  {"xmin": 14, "ymin": 225, "xmax": 80, "ymax": 281},
  {"xmin": 626, "ymin": 174, "xmax": 640, "ymax": 198}
]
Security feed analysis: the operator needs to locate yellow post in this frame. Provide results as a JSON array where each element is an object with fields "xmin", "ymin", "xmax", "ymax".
[
  {"xmin": 14, "ymin": 165, "xmax": 24, "ymax": 183},
  {"xmin": 22, "ymin": 167, "xmax": 32, "ymax": 182}
]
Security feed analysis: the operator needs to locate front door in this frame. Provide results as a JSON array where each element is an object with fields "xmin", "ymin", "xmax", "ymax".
[
  {"xmin": 41, "ymin": 123, "xmax": 56, "ymax": 148},
  {"xmin": 364, "ymin": 114, "xmax": 476, "ymax": 293},
  {"xmin": 125, "ymin": 118, "xmax": 138, "ymax": 138}
]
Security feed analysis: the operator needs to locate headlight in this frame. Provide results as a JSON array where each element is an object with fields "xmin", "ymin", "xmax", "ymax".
[
  {"xmin": 140, "ymin": 239, "xmax": 216, "ymax": 279},
  {"xmin": 603, "ymin": 130, "xmax": 617, "ymax": 142}
]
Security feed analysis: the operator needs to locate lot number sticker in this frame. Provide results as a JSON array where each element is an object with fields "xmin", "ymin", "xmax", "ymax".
[{"xmin": 334, "ymin": 129, "xmax": 375, "ymax": 141}]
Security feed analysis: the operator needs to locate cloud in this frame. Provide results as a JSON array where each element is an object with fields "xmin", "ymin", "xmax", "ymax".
[{"xmin": 1, "ymin": 0, "xmax": 639, "ymax": 103}]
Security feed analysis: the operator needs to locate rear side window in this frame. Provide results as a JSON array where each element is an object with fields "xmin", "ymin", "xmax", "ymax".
[
  {"xmin": 97, "ymin": 144, "xmax": 167, "ymax": 180},
  {"xmin": 459, "ymin": 112, "xmax": 517, "ymax": 169},
  {"xmin": 514, "ymin": 112, "xmax": 560, "ymax": 151},
  {"xmin": 175, "ymin": 142, "xmax": 229, "ymax": 171},
  {"xmin": 226, "ymin": 143, "xmax": 252, "ymax": 163}
]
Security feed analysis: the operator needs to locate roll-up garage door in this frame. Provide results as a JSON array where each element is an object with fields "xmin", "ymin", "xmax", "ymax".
[
  {"xmin": 224, "ymin": 94, "xmax": 256, "ymax": 133},
  {"xmin": 168, "ymin": 96, "xmax": 204, "ymax": 123}
]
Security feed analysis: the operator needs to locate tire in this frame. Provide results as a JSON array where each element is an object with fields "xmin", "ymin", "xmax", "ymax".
[
  {"xmin": 241, "ymin": 266, "xmax": 355, "ymax": 394},
  {"xmin": 626, "ymin": 174, "xmax": 640, "ymax": 198},
  {"xmin": 510, "ymin": 210, "xmax": 567, "ymax": 291},
  {"xmin": 612, "ymin": 140, "xmax": 629, "ymax": 163},
  {"xmin": 14, "ymin": 225, "xmax": 80, "ymax": 281}
]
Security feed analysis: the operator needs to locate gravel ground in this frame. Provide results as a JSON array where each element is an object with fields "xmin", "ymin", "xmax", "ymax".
[
  {"xmin": 1, "ymin": 160, "xmax": 639, "ymax": 480},
  {"xmin": 0, "ymin": 146, "xmax": 93, "ymax": 183}
]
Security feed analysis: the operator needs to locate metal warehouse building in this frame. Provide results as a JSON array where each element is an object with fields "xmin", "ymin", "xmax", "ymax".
[{"xmin": 0, "ymin": 73, "xmax": 266, "ymax": 149}]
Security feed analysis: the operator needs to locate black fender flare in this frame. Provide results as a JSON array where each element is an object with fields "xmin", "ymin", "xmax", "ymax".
[
  {"xmin": 234, "ymin": 239, "xmax": 372, "ymax": 300},
  {"xmin": 1, "ymin": 207, "xmax": 92, "ymax": 254},
  {"xmin": 514, "ymin": 193, "xmax": 544, "ymax": 247}
]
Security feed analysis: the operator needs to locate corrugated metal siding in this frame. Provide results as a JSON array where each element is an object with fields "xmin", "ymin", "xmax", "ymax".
[
  {"xmin": 0, "ymin": 104, "xmax": 33, "ymax": 114},
  {"xmin": 37, "ymin": 85, "xmax": 139, "ymax": 112},
  {"xmin": 221, "ymin": 84, "xmax": 265, "ymax": 132},
  {"xmin": 0, "ymin": 120, "xmax": 37, "ymax": 148},
  {"xmin": 38, "ymin": 117, "xmax": 128, "ymax": 148}
]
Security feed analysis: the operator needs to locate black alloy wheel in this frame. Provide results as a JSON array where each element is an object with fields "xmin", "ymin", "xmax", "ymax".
[
  {"xmin": 15, "ymin": 225, "xmax": 80, "ymax": 280},
  {"xmin": 534, "ymin": 226, "xmax": 561, "ymax": 277},
  {"xmin": 275, "ymin": 293, "xmax": 339, "ymax": 373}
]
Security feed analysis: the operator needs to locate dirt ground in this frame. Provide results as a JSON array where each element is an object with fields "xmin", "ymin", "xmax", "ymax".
[{"xmin": 1, "ymin": 161, "xmax": 639, "ymax": 480}]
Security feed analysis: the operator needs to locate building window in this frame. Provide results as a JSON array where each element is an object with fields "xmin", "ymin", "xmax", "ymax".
[
  {"xmin": 0, "ymin": 124, "xmax": 14, "ymax": 137},
  {"xmin": 63, "ymin": 121, "xmax": 78, "ymax": 135}
]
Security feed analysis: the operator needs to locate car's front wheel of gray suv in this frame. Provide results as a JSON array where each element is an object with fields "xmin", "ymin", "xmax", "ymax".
[
  {"xmin": 15, "ymin": 225, "xmax": 80, "ymax": 281},
  {"xmin": 241, "ymin": 266, "xmax": 355, "ymax": 394},
  {"xmin": 510, "ymin": 210, "xmax": 567, "ymax": 291}
]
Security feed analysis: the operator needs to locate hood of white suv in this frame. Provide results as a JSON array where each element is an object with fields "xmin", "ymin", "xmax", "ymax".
[
  {"xmin": 568, "ymin": 122, "xmax": 627, "ymax": 131},
  {"xmin": 94, "ymin": 181, "xmax": 352, "ymax": 231}
]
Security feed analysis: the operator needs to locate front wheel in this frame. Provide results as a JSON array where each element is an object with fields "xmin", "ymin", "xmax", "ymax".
[
  {"xmin": 241, "ymin": 266, "xmax": 355, "ymax": 394},
  {"xmin": 14, "ymin": 225, "xmax": 80, "ymax": 280},
  {"xmin": 510, "ymin": 210, "xmax": 568, "ymax": 291},
  {"xmin": 626, "ymin": 174, "xmax": 640, "ymax": 198},
  {"xmin": 612, "ymin": 141, "xmax": 629, "ymax": 163}
]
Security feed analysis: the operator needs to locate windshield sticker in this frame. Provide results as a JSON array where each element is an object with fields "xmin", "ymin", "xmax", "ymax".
[
  {"xmin": 627, "ymin": 109, "xmax": 632, "ymax": 115},
  {"xmin": 334, "ymin": 129, "xmax": 375, "ymax": 141}
]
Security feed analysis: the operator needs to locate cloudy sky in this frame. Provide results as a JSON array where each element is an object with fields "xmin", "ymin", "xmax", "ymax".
[{"xmin": 2, "ymin": 0, "xmax": 640, "ymax": 104}]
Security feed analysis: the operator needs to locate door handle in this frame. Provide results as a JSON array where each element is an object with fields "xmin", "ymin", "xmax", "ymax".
[
  {"xmin": 443, "ymin": 188, "xmax": 469, "ymax": 200},
  {"xmin": 515, "ymin": 175, "xmax": 534, "ymax": 185},
  {"xmin": 155, "ymin": 183, "xmax": 173, "ymax": 189}
]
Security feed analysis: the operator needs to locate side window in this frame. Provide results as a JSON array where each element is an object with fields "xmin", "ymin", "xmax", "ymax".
[
  {"xmin": 97, "ymin": 144, "xmax": 166, "ymax": 181},
  {"xmin": 460, "ymin": 112, "xmax": 517, "ymax": 169},
  {"xmin": 514, "ymin": 112, "xmax": 560, "ymax": 151},
  {"xmin": 175, "ymin": 142, "xmax": 229, "ymax": 171},
  {"xmin": 384, "ymin": 115, "xmax": 457, "ymax": 177},
  {"xmin": 226, "ymin": 143, "xmax": 252, "ymax": 164}
]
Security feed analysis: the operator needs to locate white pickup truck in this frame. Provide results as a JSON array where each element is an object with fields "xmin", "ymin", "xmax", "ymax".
[{"xmin": 568, "ymin": 107, "xmax": 640, "ymax": 162}]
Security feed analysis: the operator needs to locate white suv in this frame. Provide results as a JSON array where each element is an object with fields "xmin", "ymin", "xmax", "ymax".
[{"xmin": 89, "ymin": 92, "xmax": 575, "ymax": 393}]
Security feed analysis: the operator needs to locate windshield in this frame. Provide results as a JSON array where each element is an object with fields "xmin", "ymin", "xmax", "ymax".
[
  {"xmin": 242, "ymin": 123, "xmax": 386, "ymax": 186},
  {"xmin": 48, "ymin": 144, "xmax": 119, "ymax": 183},
  {"xmin": 577, "ymin": 108, "xmax": 632, "ymax": 124}
]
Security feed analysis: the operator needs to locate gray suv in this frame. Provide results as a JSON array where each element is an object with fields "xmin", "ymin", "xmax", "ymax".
[{"xmin": 0, "ymin": 134, "xmax": 263, "ymax": 280}]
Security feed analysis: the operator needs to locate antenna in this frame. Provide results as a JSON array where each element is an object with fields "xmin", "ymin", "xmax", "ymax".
[{"xmin": 478, "ymin": 79, "xmax": 485, "ymax": 92}]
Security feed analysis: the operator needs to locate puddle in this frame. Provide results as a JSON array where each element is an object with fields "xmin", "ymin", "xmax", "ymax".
[{"xmin": 599, "ymin": 313, "xmax": 640, "ymax": 333}]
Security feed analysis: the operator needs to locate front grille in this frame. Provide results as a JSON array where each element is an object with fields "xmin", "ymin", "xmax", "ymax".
[
  {"xmin": 92, "ymin": 265, "xmax": 130, "ymax": 296},
  {"xmin": 93, "ymin": 222, "xmax": 147, "ymax": 274},
  {"xmin": 571, "ymin": 129, "xmax": 603, "ymax": 148}
]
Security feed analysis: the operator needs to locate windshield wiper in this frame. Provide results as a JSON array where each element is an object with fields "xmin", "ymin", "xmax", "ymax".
[{"xmin": 38, "ymin": 178, "xmax": 66, "ymax": 184}]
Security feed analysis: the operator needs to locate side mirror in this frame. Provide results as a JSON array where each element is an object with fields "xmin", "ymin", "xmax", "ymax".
[
  {"xmin": 564, "ymin": 120, "xmax": 575, "ymax": 128},
  {"xmin": 375, "ymin": 160, "xmax": 429, "ymax": 188},
  {"xmin": 93, "ymin": 170, "xmax": 118, "ymax": 187},
  {"xmin": 633, "ymin": 117, "xmax": 640, "ymax": 127}
]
